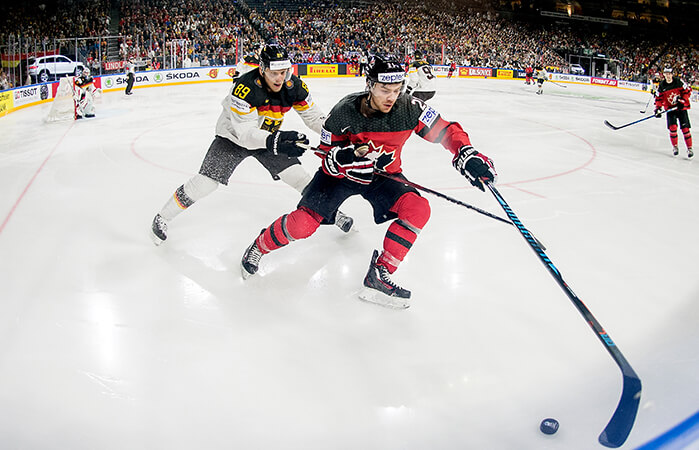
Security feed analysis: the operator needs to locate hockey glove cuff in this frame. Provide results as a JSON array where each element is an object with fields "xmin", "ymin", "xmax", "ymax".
[
  {"xmin": 452, "ymin": 146, "xmax": 497, "ymax": 191},
  {"xmin": 266, "ymin": 131, "xmax": 309, "ymax": 158},
  {"xmin": 322, "ymin": 144, "xmax": 374, "ymax": 185}
]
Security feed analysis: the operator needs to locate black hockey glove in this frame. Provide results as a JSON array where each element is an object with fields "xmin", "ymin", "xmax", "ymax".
[
  {"xmin": 266, "ymin": 130, "xmax": 309, "ymax": 157},
  {"xmin": 452, "ymin": 146, "xmax": 497, "ymax": 191},
  {"xmin": 654, "ymin": 107, "xmax": 662, "ymax": 118},
  {"xmin": 322, "ymin": 144, "xmax": 374, "ymax": 185}
]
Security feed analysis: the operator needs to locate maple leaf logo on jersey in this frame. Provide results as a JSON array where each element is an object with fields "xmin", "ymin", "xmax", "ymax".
[
  {"xmin": 366, "ymin": 141, "xmax": 397, "ymax": 172},
  {"xmin": 669, "ymin": 92, "xmax": 680, "ymax": 105}
]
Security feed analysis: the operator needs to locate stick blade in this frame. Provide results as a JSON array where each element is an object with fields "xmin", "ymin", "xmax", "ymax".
[
  {"xmin": 598, "ymin": 374, "xmax": 642, "ymax": 448},
  {"xmin": 604, "ymin": 120, "xmax": 620, "ymax": 130}
]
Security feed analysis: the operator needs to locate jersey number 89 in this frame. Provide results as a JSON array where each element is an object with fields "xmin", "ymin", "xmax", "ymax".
[{"xmin": 234, "ymin": 84, "xmax": 251, "ymax": 99}]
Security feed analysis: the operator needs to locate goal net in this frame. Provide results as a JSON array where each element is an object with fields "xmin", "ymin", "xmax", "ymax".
[{"xmin": 46, "ymin": 76, "xmax": 77, "ymax": 122}]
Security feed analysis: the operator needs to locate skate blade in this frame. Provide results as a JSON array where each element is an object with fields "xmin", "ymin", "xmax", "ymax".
[
  {"xmin": 358, "ymin": 287, "xmax": 410, "ymax": 309},
  {"xmin": 241, "ymin": 266, "xmax": 254, "ymax": 280},
  {"xmin": 150, "ymin": 230, "xmax": 165, "ymax": 246}
]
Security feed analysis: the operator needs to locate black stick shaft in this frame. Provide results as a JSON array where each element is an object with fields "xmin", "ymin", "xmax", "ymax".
[
  {"xmin": 378, "ymin": 172, "xmax": 511, "ymax": 225},
  {"xmin": 605, "ymin": 106, "xmax": 676, "ymax": 130},
  {"xmin": 378, "ymin": 173, "xmax": 547, "ymax": 250},
  {"xmin": 485, "ymin": 182, "xmax": 641, "ymax": 448}
]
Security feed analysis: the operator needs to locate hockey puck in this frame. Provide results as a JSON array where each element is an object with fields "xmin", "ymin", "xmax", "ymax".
[{"xmin": 540, "ymin": 418, "xmax": 559, "ymax": 435}]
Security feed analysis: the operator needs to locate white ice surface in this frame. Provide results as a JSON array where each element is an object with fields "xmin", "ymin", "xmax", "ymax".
[{"xmin": 0, "ymin": 76, "xmax": 698, "ymax": 449}]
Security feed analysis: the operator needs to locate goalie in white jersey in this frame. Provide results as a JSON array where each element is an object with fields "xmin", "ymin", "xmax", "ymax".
[
  {"xmin": 405, "ymin": 51, "xmax": 437, "ymax": 101},
  {"xmin": 74, "ymin": 68, "xmax": 100, "ymax": 118}
]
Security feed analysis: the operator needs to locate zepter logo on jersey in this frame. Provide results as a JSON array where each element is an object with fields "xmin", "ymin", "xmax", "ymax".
[
  {"xmin": 418, "ymin": 105, "xmax": 438, "ymax": 127},
  {"xmin": 320, "ymin": 128, "xmax": 332, "ymax": 145}
]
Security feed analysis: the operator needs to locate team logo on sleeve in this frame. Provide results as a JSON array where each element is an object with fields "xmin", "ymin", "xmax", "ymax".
[
  {"xmin": 419, "ymin": 106, "xmax": 438, "ymax": 127},
  {"xmin": 320, "ymin": 128, "xmax": 332, "ymax": 145}
]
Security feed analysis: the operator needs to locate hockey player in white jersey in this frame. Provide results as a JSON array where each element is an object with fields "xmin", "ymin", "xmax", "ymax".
[
  {"xmin": 234, "ymin": 43, "xmax": 262, "ymax": 78},
  {"xmin": 405, "ymin": 51, "xmax": 437, "ymax": 101},
  {"xmin": 535, "ymin": 65, "xmax": 548, "ymax": 95},
  {"xmin": 74, "ymin": 68, "xmax": 100, "ymax": 118},
  {"xmin": 150, "ymin": 43, "xmax": 354, "ymax": 245}
]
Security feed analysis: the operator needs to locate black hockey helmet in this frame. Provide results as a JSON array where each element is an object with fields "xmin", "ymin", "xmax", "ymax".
[
  {"xmin": 366, "ymin": 53, "xmax": 405, "ymax": 85},
  {"xmin": 259, "ymin": 43, "xmax": 292, "ymax": 82},
  {"xmin": 413, "ymin": 50, "xmax": 423, "ymax": 60},
  {"xmin": 260, "ymin": 44, "xmax": 292, "ymax": 72}
]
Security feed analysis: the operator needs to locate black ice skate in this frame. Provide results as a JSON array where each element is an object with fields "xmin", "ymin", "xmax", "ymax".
[
  {"xmin": 241, "ymin": 233, "xmax": 264, "ymax": 279},
  {"xmin": 335, "ymin": 210, "xmax": 354, "ymax": 233},
  {"xmin": 672, "ymin": 145, "xmax": 679, "ymax": 156},
  {"xmin": 688, "ymin": 148, "xmax": 694, "ymax": 158},
  {"xmin": 151, "ymin": 213, "xmax": 168, "ymax": 246},
  {"xmin": 358, "ymin": 250, "xmax": 410, "ymax": 309}
]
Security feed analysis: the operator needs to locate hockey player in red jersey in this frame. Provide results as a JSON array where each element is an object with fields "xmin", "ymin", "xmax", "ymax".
[
  {"xmin": 150, "ymin": 44, "xmax": 354, "ymax": 245},
  {"xmin": 524, "ymin": 65, "xmax": 534, "ymax": 85},
  {"xmin": 654, "ymin": 67, "xmax": 693, "ymax": 158},
  {"xmin": 447, "ymin": 59, "xmax": 456, "ymax": 79},
  {"xmin": 241, "ymin": 54, "xmax": 497, "ymax": 308}
]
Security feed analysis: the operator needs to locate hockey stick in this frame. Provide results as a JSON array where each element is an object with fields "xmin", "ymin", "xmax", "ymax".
[
  {"xmin": 639, "ymin": 95, "xmax": 653, "ymax": 114},
  {"xmin": 548, "ymin": 80, "xmax": 568, "ymax": 88},
  {"xmin": 604, "ymin": 107, "xmax": 676, "ymax": 130},
  {"xmin": 306, "ymin": 145, "xmax": 546, "ymax": 247},
  {"xmin": 377, "ymin": 172, "xmax": 546, "ymax": 250},
  {"xmin": 485, "ymin": 181, "xmax": 641, "ymax": 448}
]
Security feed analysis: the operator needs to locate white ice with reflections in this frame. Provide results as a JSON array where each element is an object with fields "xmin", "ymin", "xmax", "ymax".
[{"xmin": 0, "ymin": 76, "xmax": 697, "ymax": 449}]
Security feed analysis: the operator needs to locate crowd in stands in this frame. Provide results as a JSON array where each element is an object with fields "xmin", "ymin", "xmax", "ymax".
[
  {"xmin": 0, "ymin": 0, "xmax": 697, "ymax": 89},
  {"xmin": 117, "ymin": 0, "xmax": 261, "ymax": 68}
]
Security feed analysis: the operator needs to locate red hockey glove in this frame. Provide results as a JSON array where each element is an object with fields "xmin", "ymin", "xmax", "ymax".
[
  {"xmin": 452, "ymin": 146, "xmax": 497, "ymax": 191},
  {"xmin": 322, "ymin": 144, "xmax": 374, "ymax": 185}
]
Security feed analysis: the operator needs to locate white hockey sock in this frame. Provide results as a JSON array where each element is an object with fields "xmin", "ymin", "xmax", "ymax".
[
  {"xmin": 278, "ymin": 165, "xmax": 312, "ymax": 194},
  {"xmin": 159, "ymin": 174, "xmax": 218, "ymax": 221}
]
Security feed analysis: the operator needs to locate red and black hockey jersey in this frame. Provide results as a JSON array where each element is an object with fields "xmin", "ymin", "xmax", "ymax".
[
  {"xmin": 655, "ymin": 77, "xmax": 691, "ymax": 111},
  {"xmin": 318, "ymin": 92, "xmax": 471, "ymax": 174}
]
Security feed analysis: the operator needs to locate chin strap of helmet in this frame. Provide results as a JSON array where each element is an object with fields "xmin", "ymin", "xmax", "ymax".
[{"xmin": 362, "ymin": 81, "xmax": 382, "ymax": 117}]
